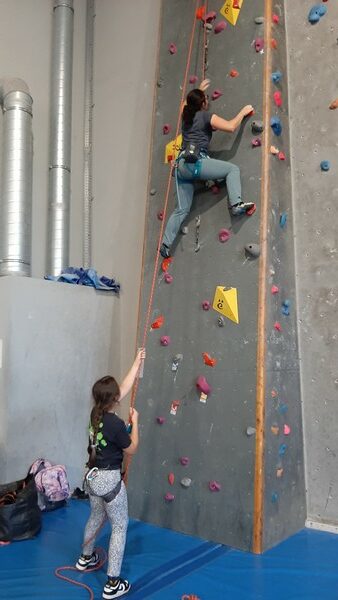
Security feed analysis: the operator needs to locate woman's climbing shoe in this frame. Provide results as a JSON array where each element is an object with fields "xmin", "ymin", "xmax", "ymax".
[
  {"xmin": 102, "ymin": 577, "xmax": 131, "ymax": 598},
  {"xmin": 231, "ymin": 201, "xmax": 255, "ymax": 216},
  {"xmin": 160, "ymin": 243, "xmax": 171, "ymax": 258},
  {"xmin": 75, "ymin": 551, "xmax": 100, "ymax": 571}
]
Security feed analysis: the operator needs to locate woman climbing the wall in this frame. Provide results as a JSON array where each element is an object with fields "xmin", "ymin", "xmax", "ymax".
[
  {"xmin": 160, "ymin": 80, "xmax": 255, "ymax": 258},
  {"xmin": 75, "ymin": 348, "xmax": 145, "ymax": 599}
]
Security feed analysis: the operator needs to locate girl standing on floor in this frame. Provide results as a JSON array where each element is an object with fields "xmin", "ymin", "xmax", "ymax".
[{"xmin": 76, "ymin": 348, "xmax": 145, "ymax": 599}]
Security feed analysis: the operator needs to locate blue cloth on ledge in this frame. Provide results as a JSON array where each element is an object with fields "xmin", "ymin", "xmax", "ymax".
[{"xmin": 45, "ymin": 267, "xmax": 120, "ymax": 293}]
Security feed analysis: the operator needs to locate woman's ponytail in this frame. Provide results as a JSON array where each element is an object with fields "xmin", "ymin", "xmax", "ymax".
[{"xmin": 182, "ymin": 89, "xmax": 206, "ymax": 128}]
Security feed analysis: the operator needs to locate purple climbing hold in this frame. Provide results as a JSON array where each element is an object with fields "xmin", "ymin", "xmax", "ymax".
[
  {"xmin": 202, "ymin": 300, "xmax": 211, "ymax": 311},
  {"xmin": 211, "ymin": 89, "xmax": 223, "ymax": 101},
  {"xmin": 160, "ymin": 336, "xmax": 171, "ymax": 346},
  {"xmin": 254, "ymin": 37, "xmax": 264, "ymax": 52},
  {"xmin": 163, "ymin": 124, "xmax": 171, "ymax": 135},
  {"xmin": 218, "ymin": 228, "xmax": 231, "ymax": 243},
  {"xmin": 214, "ymin": 21, "xmax": 227, "ymax": 34},
  {"xmin": 180, "ymin": 456, "xmax": 190, "ymax": 466},
  {"xmin": 196, "ymin": 376, "xmax": 211, "ymax": 395},
  {"xmin": 204, "ymin": 11, "xmax": 217, "ymax": 23},
  {"xmin": 164, "ymin": 273, "xmax": 173, "ymax": 284},
  {"xmin": 169, "ymin": 43, "xmax": 177, "ymax": 55},
  {"xmin": 252, "ymin": 137, "xmax": 262, "ymax": 148},
  {"xmin": 189, "ymin": 75, "xmax": 198, "ymax": 84},
  {"xmin": 165, "ymin": 493, "xmax": 175, "ymax": 502},
  {"xmin": 209, "ymin": 480, "xmax": 221, "ymax": 492},
  {"xmin": 156, "ymin": 416, "xmax": 165, "ymax": 425}
]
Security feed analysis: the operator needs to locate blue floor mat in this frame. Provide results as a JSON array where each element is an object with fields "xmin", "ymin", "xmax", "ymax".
[{"xmin": 1, "ymin": 500, "xmax": 338, "ymax": 599}]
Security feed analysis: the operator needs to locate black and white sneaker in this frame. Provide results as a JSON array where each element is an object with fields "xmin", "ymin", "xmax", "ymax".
[
  {"xmin": 102, "ymin": 577, "xmax": 131, "ymax": 599},
  {"xmin": 159, "ymin": 243, "xmax": 171, "ymax": 258},
  {"xmin": 75, "ymin": 551, "xmax": 100, "ymax": 571},
  {"xmin": 231, "ymin": 201, "xmax": 254, "ymax": 216}
]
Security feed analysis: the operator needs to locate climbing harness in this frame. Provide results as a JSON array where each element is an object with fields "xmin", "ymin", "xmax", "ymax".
[{"xmin": 86, "ymin": 468, "xmax": 122, "ymax": 503}]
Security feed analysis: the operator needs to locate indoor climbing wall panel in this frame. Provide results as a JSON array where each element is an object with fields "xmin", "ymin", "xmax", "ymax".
[{"xmin": 128, "ymin": 0, "xmax": 305, "ymax": 552}]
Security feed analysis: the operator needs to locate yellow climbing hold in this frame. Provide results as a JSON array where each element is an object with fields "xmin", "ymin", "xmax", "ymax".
[
  {"xmin": 164, "ymin": 134, "xmax": 182, "ymax": 164},
  {"xmin": 212, "ymin": 286, "xmax": 239, "ymax": 324},
  {"xmin": 220, "ymin": 0, "xmax": 243, "ymax": 26}
]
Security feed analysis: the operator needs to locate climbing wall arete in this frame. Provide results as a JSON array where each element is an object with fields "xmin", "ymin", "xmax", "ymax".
[{"xmin": 128, "ymin": 0, "xmax": 305, "ymax": 552}]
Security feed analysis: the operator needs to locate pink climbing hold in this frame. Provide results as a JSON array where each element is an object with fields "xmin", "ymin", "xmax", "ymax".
[
  {"xmin": 168, "ymin": 472, "xmax": 175, "ymax": 486},
  {"xmin": 160, "ymin": 335, "xmax": 171, "ymax": 346},
  {"xmin": 157, "ymin": 210, "xmax": 164, "ymax": 221},
  {"xmin": 214, "ymin": 21, "xmax": 227, "ymax": 34},
  {"xmin": 274, "ymin": 322, "xmax": 282, "ymax": 332},
  {"xmin": 218, "ymin": 228, "xmax": 231, "ymax": 243},
  {"xmin": 209, "ymin": 481, "xmax": 221, "ymax": 492},
  {"xmin": 211, "ymin": 185, "xmax": 220, "ymax": 194},
  {"xmin": 204, "ymin": 11, "xmax": 217, "ymax": 23},
  {"xmin": 202, "ymin": 300, "xmax": 211, "ymax": 311},
  {"xmin": 164, "ymin": 273, "xmax": 173, "ymax": 284},
  {"xmin": 156, "ymin": 416, "xmax": 165, "ymax": 425},
  {"xmin": 271, "ymin": 285, "xmax": 279, "ymax": 294},
  {"xmin": 254, "ymin": 38, "xmax": 264, "ymax": 52},
  {"xmin": 278, "ymin": 151, "xmax": 286, "ymax": 161},
  {"xmin": 196, "ymin": 376, "xmax": 211, "ymax": 395},
  {"xmin": 273, "ymin": 91, "xmax": 282, "ymax": 107},
  {"xmin": 189, "ymin": 75, "xmax": 198, "ymax": 84},
  {"xmin": 252, "ymin": 137, "xmax": 262, "ymax": 147},
  {"xmin": 169, "ymin": 43, "xmax": 177, "ymax": 55},
  {"xmin": 284, "ymin": 424, "xmax": 291, "ymax": 436},
  {"xmin": 211, "ymin": 89, "xmax": 223, "ymax": 101},
  {"xmin": 165, "ymin": 493, "xmax": 175, "ymax": 502},
  {"xmin": 272, "ymin": 14, "xmax": 280, "ymax": 24},
  {"xmin": 180, "ymin": 456, "xmax": 190, "ymax": 466},
  {"xmin": 163, "ymin": 124, "xmax": 171, "ymax": 135}
]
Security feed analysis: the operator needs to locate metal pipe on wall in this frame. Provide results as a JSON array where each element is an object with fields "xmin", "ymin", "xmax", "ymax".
[
  {"xmin": 47, "ymin": 0, "xmax": 74, "ymax": 276},
  {"xmin": 83, "ymin": 0, "xmax": 95, "ymax": 269},
  {"xmin": 0, "ymin": 78, "xmax": 33, "ymax": 277}
]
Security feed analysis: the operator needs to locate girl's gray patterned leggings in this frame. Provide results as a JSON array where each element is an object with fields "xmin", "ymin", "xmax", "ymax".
[{"xmin": 82, "ymin": 469, "xmax": 128, "ymax": 578}]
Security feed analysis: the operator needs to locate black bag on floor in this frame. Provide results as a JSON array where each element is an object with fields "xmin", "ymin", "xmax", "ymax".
[{"xmin": 0, "ymin": 474, "xmax": 41, "ymax": 542}]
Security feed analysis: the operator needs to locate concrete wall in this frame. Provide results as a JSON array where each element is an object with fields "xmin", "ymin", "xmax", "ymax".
[
  {"xmin": 285, "ymin": 0, "xmax": 338, "ymax": 526},
  {"xmin": 0, "ymin": 277, "xmax": 115, "ymax": 488}
]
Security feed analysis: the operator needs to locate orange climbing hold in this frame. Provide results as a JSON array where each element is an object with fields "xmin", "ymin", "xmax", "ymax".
[
  {"xmin": 161, "ymin": 257, "xmax": 173, "ymax": 272},
  {"xmin": 151, "ymin": 315, "xmax": 164, "ymax": 330},
  {"xmin": 329, "ymin": 98, "xmax": 338, "ymax": 110},
  {"xmin": 202, "ymin": 352, "xmax": 217, "ymax": 367},
  {"xmin": 196, "ymin": 5, "xmax": 206, "ymax": 20},
  {"xmin": 271, "ymin": 38, "xmax": 278, "ymax": 49},
  {"xmin": 229, "ymin": 68, "xmax": 239, "ymax": 77}
]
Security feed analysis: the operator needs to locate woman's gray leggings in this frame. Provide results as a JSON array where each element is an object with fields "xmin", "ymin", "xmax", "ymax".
[
  {"xmin": 82, "ymin": 469, "xmax": 128, "ymax": 578},
  {"xmin": 162, "ymin": 156, "xmax": 242, "ymax": 248}
]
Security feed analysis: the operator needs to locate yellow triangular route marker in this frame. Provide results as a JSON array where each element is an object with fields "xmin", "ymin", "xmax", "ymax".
[
  {"xmin": 220, "ymin": 0, "xmax": 243, "ymax": 27},
  {"xmin": 213, "ymin": 286, "xmax": 239, "ymax": 324},
  {"xmin": 164, "ymin": 134, "xmax": 182, "ymax": 164}
]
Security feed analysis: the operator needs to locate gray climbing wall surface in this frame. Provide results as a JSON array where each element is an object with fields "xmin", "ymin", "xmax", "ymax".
[{"xmin": 128, "ymin": 0, "xmax": 305, "ymax": 552}]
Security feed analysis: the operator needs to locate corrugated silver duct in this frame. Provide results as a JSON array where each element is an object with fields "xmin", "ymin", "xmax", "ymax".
[
  {"xmin": 0, "ymin": 78, "xmax": 33, "ymax": 277},
  {"xmin": 83, "ymin": 0, "xmax": 95, "ymax": 269},
  {"xmin": 47, "ymin": 0, "xmax": 74, "ymax": 276}
]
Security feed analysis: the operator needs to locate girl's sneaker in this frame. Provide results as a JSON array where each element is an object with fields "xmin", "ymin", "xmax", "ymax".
[
  {"xmin": 102, "ymin": 577, "xmax": 131, "ymax": 599},
  {"xmin": 75, "ymin": 551, "xmax": 100, "ymax": 571}
]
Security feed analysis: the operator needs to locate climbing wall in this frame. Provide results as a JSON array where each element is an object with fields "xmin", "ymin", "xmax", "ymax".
[{"xmin": 128, "ymin": 0, "xmax": 306, "ymax": 552}]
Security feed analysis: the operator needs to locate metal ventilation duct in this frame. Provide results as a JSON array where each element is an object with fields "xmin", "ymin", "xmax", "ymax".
[
  {"xmin": 47, "ymin": 0, "xmax": 74, "ymax": 276},
  {"xmin": 0, "ymin": 78, "xmax": 33, "ymax": 277}
]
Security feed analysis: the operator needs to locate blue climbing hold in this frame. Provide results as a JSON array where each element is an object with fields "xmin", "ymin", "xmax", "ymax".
[
  {"xmin": 308, "ymin": 5, "xmax": 327, "ymax": 25},
  {"xmin": 271, "ymin": 492, "xmax": 278, "ymax": 503},
  {"xmin": 282, "ymin": 299, "xmax": 291, "ymax": 316},
  {"xmin": 279, "ymin": 443, "xmax": 287, "ymax": 456},
  {"xmin": 270, "ymin": 116, "xmax": 282, "ymax": 136},
  {"xmin": 271, "ymin": 71, "xmax": 282, "ymax": 84},
  {"xmin": 280, "ymin": 212, "xmax": 287, "ymax": 228},
  {"xmin": 320, "ymin": 160, "xmax": 330, "ymax": 172},
  {"xmin": 278, "ymin": 403, "xmax": 288, "ymax": 415}
]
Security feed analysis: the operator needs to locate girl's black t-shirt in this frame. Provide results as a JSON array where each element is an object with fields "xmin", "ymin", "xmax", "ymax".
[{"xmin": 91, "ymin": 412, "xmax": 131, "ymax": 469}]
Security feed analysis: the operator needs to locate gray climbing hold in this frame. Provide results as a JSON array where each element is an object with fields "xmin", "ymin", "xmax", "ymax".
[
  {"xmin": 150, "ymin": 188, "xmax": 156, "ymax": 196},
  {"xmin": 205, "ymin": 23, "xmax": 213, "ymax": 31},
  {"xmin": 181, "ymin": 226, "xmax": 188, "ymax": 235},
  {"xmin": 218, "ymin": 316, "xmax": 225, "ymax": 327},
  {"xmin": 157, "ymin": 78, "xmax": 164, "ymax": 88},
  {"xmin": 246, "ymin": 426, "xmax": 256, "ymax": 437},
  {"xmin": 172, "ymin": 354, "xmax": 183, "ymax": 372},
  {"xmin": 180, "ymin": 477, "xmax": 192, "ymax": 488},
  {"xmin": 251, "ymin": 120, "xmax": 264, "ymax": 134},
  {"xmin": 245, "ymin": 243, "xmax": 260, "ymax": 258},
  {"xmin": 254, "ymin": 16, "xmax": 264, "ymax": 24}
]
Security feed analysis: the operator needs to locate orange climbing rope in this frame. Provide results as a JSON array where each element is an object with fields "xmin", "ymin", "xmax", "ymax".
[{"xmin": 124, "ymin": 0, "xmax": 203, "ymax": 483}]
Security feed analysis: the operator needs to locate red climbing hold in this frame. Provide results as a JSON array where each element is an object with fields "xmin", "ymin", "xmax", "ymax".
[
  {"xmin": 229, "ymin": 69, "xmax": 239, "ymax": 78},
  {"xmin": 271, "ymin": 285, "xmax": 279, "ymax": 294},
  {"xmin": 273, "ymin": 91, "xmax": 282, "ymax": 107},
  {"xmin": 246, "ymin": 203, "xmax": 256, "ymax": 216},
  {"xmin": 156, "ymin": 416, "xmax": 165, "ymax": 425},
  {"xmin": 218, "ymin": 228, "xmax": 231, "ymax": 243},
  {"xmin": 278, "ymin": 151, "xmax": 286, "ymax": 161},
  {"xmin": 214, "ymin": 21, "xmax": 227, "ymax": 34},
  {"xmin": 202, "ymin": 300, "xmax": 211, "ymax": 311},
  {"xmin": 168, "ymin": 472, "xmax": 175, "ymax": 486},
  {"xmin": 169, "ymin": 43, "xmax": 177, "ymax": 55},
  {"xmin": 163, "ymin": 124, "xmax": 171, "ymax": 135},
  {"xmin": 271, "ymin": 38, "xmax": 278, "ymax": 49},
  {"xmin": 211, "ymin": 89, "xmax": 223, "ymax": 101},
  {"xmin": 233, "ymin": 0, "xmax": 240, "ymax": 8},
  {"xmin": 189, "ymin": 75, "xmax": 198, "ymax": 84},
  {"xmin": 151, "ymin": 315, "xmax": 164, "ymax": 330},
  {"xmin": 211, "ymin": 185, "xmax": 220, "ymax": 194},
  {"xmin": 272, "ymin": 14, "xmax": 280, "ymax": 24},
  {"xmin": 202, "ymin": 352, "xmax": 217, "ymax": 367},
  {"xmin": 274, "ymin": 322, "xmax": 282, "ymax": 332},
  {"xmin": 164, "ymin": 273, "xmax": 173, "ymax": 284},
  {"xmin": 284, "ymin": 424, "xmax": 291, "ymax": 436},
  {"xmin": 157, "ymin": 210, "xmax": 164, "ymax": 221},
  {"xmin": 160, "ymin": 335, "xmax": 171, "ymax": 346},
  {"xmin": 196, "ymin": 376, "xmax": 211, "ymax": 395},
  {"xmin": 195, "ymin": 5, "xmax": 206, "ymax": 20},
  {"xmin": 182, "ymin": 595, "xmax": 200, "ymax": 600},
  {"xmin": 209, "ymin": 480, "xmax": 221, "ymax": 492},
  {"xmin": 204, "ymin": 11, "xmax": 217, "ymax": 23},
  {"xmin": 161, "ymin": 257, "xmax": 173, "ymax": 272}
]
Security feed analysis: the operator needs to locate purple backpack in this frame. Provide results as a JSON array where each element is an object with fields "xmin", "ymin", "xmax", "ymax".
[{"xmin": 29, "ymin": 459, "xmax": 70, "ymax": 511}]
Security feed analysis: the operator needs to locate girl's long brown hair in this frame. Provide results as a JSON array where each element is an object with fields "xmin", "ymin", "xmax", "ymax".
[
  {"xmin": 87, "ymin": 376, "xmax": 120, "ymax": 467},
  {"xmin": 182, "ymin": 89, "xmax": 206, "ymax": 128}
]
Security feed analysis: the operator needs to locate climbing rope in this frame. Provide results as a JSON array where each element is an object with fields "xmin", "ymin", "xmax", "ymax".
[{"xmin": 124, "ymin": 0, "xmax": 203, "ymax": 483}]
